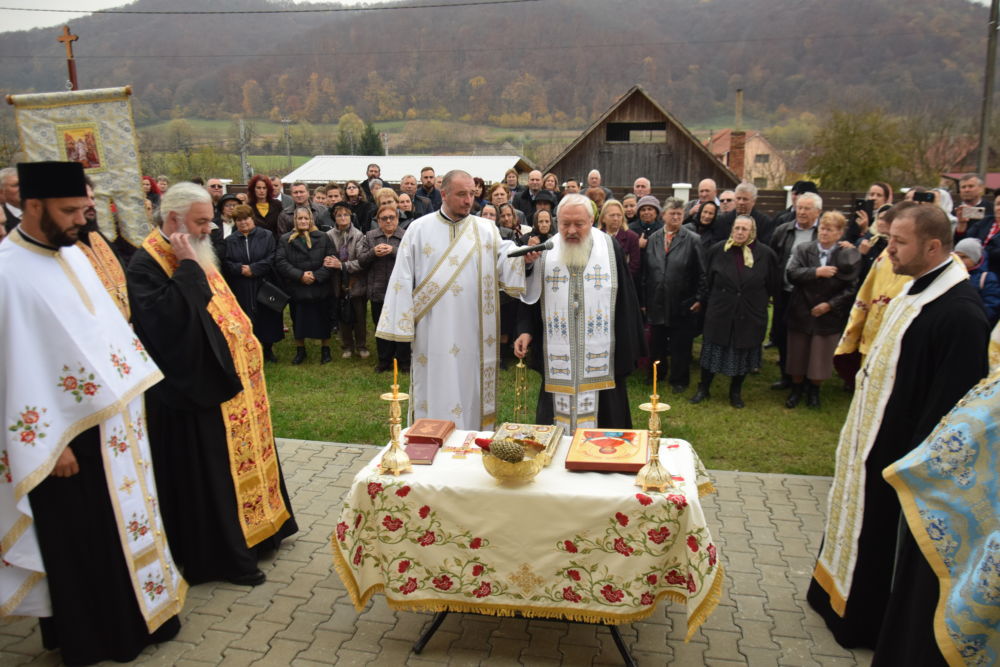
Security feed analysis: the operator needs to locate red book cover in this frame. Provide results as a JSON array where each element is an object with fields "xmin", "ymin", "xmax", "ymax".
[
  {"xmin": 405, "ymin": 419, "xmax": 456, "ymax": 445},
  {"xmin": 564, "ymin": 428, "xmax": 649, "ymax": 472},
  {"xmin": 404, "ymin": 441, "xmax": 441, "ymax": 465}
]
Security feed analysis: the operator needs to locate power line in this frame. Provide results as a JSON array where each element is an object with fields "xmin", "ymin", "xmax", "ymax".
[
  {"xmin": 0, "ymin": 0, "xmax": 538, "ymax": 15},
  {"xmin": 1, "ymin": 29, "xmax": 931, "ymax": 60}
]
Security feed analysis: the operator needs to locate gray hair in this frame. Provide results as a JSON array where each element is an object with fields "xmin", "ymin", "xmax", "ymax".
[
  {"xmin": 155, "ymin": 182, "xmax": 211, "ymax": 228},
  {"xmin": 663, "ymin": 197, "xmax": 685, "ymax": 211},
  {"xmin": 556, "ymin": 193, "xmax": 594, "ymax": 222},
  {"xmin": 734, "ymin": 214, "xmax": 756, "ymax": 230},
  {"xmin": 735, "ymin": 182, "xmax": 758, "ymax": 198},
  {"xmin": 796, "ymin": 192, "xmax": 823, "ymax": 210},
  {"xmin": 0, "ymin": 167, "xmax": 15, "ymax": 186},
  {"xmin": 959, "ymin": 173, "xmax": 982, "ymax": 185}
]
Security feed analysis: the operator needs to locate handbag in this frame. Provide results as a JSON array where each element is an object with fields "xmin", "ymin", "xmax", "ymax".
[{"xmin": 256, "ymin": 280, "xmax": 290, "ymax": 313}]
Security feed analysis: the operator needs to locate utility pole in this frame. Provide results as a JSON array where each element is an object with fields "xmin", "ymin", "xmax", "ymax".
[
  {"xmin": 239, "ymin": 118, "xmax": 252, "ymax": 183},
  {"xmin": 57, "ymin": 25, "xmax": 79, "ymax": 91},
  {"xmin": 281, "ymin": 118, "xmax": 292, "ymax": 170},
  {"xmin": 379, "ymin": 131, "xmax": 389, "ymax": 156},
  {"xmin": 977, "ymin": 0, "xmax": 999, "ymax": 180}
]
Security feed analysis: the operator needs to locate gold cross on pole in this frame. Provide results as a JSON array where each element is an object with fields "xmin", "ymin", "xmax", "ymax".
[{"xmin": 56, "ymin": 25, "xmax": 79, "ymax": 90}]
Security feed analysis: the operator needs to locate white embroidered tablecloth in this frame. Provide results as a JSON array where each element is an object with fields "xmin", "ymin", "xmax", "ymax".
[{"xmin": 331, "ymin": 431, "xmax": 723, "ymax": 639}]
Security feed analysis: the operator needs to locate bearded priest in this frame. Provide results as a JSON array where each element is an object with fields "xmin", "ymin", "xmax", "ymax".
[
  {"xmin": 127, "ymin": 182, "xmax": 297, "ymax": 587},
  {"xmin": 514, "ymin": 193, "xmax": 646, "ymax": 430},
  {"xmin": 0, "ymin": 161, "xmax": 184, "ymax": 664}
]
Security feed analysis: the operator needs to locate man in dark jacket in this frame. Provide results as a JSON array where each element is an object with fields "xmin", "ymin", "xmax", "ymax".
[
  {"xmin": 766, "ymin": 191, "xmax": 822, "ymax": 389},
  {"xmin": 278, "ymin": 182, "xmax": 332, "ymax": 234},
  {"xmin": 711, "ymin": 182, "xmax": 774, "ymax": 245},
  {"xmin": 513, "ymin": 170, "xmax": 544, "ymax": 222},
  {"xmin": 640, "ymin": 198, "xmax": 704, "ymax": 392},
  {"xmin": 400, "ymin": 174, "xmax": 433, "ymax": 217},
  {"xmin": 771, "ymin": 180, "xmax": 819, "ymax": 229},
  {"xmin": 358, "ymin": 204, "xmax": 408, "ymax": 372}
]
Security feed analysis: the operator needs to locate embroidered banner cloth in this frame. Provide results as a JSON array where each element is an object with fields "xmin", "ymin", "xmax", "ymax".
[
  {"xmin": 8, "ymin": 86, "xmax": 149, "ymax": 247},
  {"xmin": 331, "ymin": 431, "xmax": 723, "ymax": 639}
]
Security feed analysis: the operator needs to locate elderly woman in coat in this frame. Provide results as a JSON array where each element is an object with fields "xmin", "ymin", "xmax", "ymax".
[
  {"xmin": 785, "ymin": 211, "xmax": 861, "ymax": 409},
  {"xmin": 641, "ymin": 197, "xmax": 705, "ymax": 393},
  {"xmin": 691, "ymin": 215, "xmax": 780, "ymax": 408},
  {"xmin": 221, "ymin": 205, "xmax": 284, "ymax": 362},
  {"xmin": 325, "ymin": 201, "xmax": 369, "ymax": 359},
  {"xmin": 275, "ymin": 206, "xmax": 334, "ymax": 364},
  {"xmin": 358, "ymin": 204, "xmax": 408, "ymax": 373}
]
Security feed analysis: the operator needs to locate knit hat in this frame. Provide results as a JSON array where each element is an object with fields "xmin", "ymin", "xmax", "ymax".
[
  {"xmin": 955, "ymin": 237, "xmax": 983, "ymax": 264},
  {"xmin": 636, "ymin": 195, "xmax": 662, "ymax": 215}
]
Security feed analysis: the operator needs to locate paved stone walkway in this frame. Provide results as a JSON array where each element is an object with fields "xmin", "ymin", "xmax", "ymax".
[{"xmin": 0, "ymin": 439, "xmax": 873, "ymax": 666}]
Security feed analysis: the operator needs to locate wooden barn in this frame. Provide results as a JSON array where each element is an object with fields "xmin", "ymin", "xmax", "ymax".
[{"xmin": 544, "ymin": 85, "xmax": 738, "ymax": 191}]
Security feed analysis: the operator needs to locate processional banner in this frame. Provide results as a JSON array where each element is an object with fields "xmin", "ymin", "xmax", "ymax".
[{"xmin": 7, "ymin": 86, "xmax": 149, "ymax": 247}]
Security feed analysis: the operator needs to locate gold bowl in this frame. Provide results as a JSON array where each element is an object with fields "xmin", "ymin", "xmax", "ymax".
[{"xmin": 482, "ymin": 451, "xmax": 545, "ymax": 484}]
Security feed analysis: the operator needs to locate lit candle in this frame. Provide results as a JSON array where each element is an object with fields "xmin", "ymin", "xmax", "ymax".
[
  {"xmin": 652, "ymin": 360, "xmax": 659, "ymax": 397},
  {"xmin": 393, "ymin": 358, "xmax": 398, "ymax": 397}
]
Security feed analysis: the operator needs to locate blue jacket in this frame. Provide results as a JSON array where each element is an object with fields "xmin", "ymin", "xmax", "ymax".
[{"xmin": 968, "ymin": 263, "xmax": 1000, "ymax": 326}]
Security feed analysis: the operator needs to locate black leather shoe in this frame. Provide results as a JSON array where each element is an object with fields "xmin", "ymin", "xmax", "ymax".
[
  {"xmin": 770, "ymin": 377, "xmax": 791, "ymax": 390},
  {"xmin": 264, "ymin": 348, "xmax": 278, "ymax": 363},
  {"xmin": 806, "ymin": 385, "xmax": 821, "ymax": 409},
  {"xmin": 291, "ymin": 348, "xmax": 306, "ymax": 365},
  {"xmin": 228, "ymin": 568, "xmax": 266, "ymax": 586},
  {"xmin": 320, "ymin": 346, "xmax": 332, "ymax": 364},
  {"xmin": 785, "ymin": 384, "xmax": 804, "ymax": 409},
  {"xmin": 730, "ymin": 392, "xmax": 745, "ymax": 409},
  {"xmin": 689, "ymin": 388, "xmax": 710, "ymax": 404}
]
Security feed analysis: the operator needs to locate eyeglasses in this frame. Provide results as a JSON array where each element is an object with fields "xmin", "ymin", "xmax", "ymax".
[
  {"xmin": 208, "ymin": 184, "xmax": 223, "ymax": 189},
  {"xmin": 720, "ymin": 198, "xmax": 734, "ymax": 203},
  {"xmin": 378, "ymin": 216, "xmax": 397, "ymax": 222}
]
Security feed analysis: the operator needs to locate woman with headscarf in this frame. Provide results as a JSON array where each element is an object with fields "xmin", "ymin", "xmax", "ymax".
[
  {"xmin": 784, "ymin": 211, "xmax": 861, "ymax": 409},
  {"xmin": 526, "ymin": 209, "xmax": 554, "ymax": 246},
  {"xmin": 691, "ymin": 215, "xmax": 780, "ymax": 408},
  {"xmin": 221, "ymin": 205, "xmax": 285, "ymax": 362},
  {"xmin": 275, "ymin": 206, "xmax": 334, "ymax": 364},
  {"xmin": 325, "ymin": 201, "xmax": 369, "ymax": 360},
  {"xmin": 684, "ymin": 199, "xmax": 720, "ymax": 251},
  {"xmin": 246, "ymin": 173, "xmax": 283, "ymax": 239},
  {"xmin": 496, "ymin": 202, "xmax": 521, "ymax": 242}
]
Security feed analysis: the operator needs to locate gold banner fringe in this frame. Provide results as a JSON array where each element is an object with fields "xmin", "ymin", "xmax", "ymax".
[{"xmin": 697, "ymin": 481, "xmax": 717, "ymax": 497}]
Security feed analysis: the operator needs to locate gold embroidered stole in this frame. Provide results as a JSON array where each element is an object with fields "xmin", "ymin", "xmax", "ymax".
[
  {"xmin": 77, "ymin": 232, "xmax": 130, "ymax": 321},
  {"xmin": 814, "ymin": 260, "xmax": 969, "ymax": 616},
  {"xmin": 141, "ymin": 232, "xmax": 290, "ymax": 547}
]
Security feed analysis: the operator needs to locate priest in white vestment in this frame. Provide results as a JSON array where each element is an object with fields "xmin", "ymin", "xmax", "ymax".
[{"xmin": 376, "ymin": 170, "xmax": 537, "ymax": 430}]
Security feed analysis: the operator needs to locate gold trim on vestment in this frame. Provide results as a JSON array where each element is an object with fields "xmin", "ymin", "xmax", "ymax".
[
  {"xmin": 77, "ymin": 233, "xmax": 130, "ymax": 320},
  {"xmin": 0, "ymin": 515, "xmax": 31, "ymax": 561},
  {"xmin": 141, "ymin": 232, "xmax": 290, "ymax": 548},
  {"xmin": 0, "ymin": 572, "xmax": 44, "ymax": 618},
  {"xmin": 411, "ymin": 218, "xmax": 477, "ymax": 325}
]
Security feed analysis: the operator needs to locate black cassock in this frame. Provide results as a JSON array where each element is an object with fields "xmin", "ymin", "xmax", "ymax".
[
  {"xmin": 515, "ymin": 238, "xmax": 646, "ymax": 428},
  {"xmin": 30, "ymin": 427, "xmax": 180, "ymax": 665},
  {"xmin": 127, "ymin": 250, "xmax": 297, "ymax": 584},
  {"xmin": 807, "ymin": 263, "xmax": 989, "ymax": 654}
]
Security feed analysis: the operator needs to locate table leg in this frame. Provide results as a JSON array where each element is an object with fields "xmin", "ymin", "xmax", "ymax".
[
  {"xmin": 412, "ymin": 610, "xmax": 449, "ymax": 654},
  {"xmin": 608, "ymin": 625, "xmax": 637, "ymax": 667}
]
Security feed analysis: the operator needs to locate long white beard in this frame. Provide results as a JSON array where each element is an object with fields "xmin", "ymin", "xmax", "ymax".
[
  {"xmin": 559, "ymin": 236, "xmax": 593, "ymax": 269},
  {"xmin": 192, "ymin": 236, "xmax": 219, "ymax": 271}
]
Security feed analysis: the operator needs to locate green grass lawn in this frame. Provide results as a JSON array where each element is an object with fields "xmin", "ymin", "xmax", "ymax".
[{"xmin": 264, "ymin": 309, "xmax": 849, "ymax": 477}]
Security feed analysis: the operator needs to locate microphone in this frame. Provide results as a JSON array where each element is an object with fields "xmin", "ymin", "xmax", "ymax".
[{"xmin": 507, "ymin": 239, "xmax": 554, "ymax": 258}]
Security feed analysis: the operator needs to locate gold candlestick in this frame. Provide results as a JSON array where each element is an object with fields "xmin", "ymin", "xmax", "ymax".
[
  {"xmin": 379, "ymin": 385, "xmax": 411, "ymax": 476},
  {"xmin": 636, "ymin": 362, "xmax": 673, "ymax": 491},
  {"xmin": 513, "ymin": 358, "xmax": 528, "ymax": 424}
]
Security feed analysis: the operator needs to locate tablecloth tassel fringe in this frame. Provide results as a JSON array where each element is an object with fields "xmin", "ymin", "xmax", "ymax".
[
  {"xmin": 685, "ymin": 563, "xmax": 725, "ymax": 641},
  {"xmin": 331, "ymin": 537, "xmax": 384, "ymax": 612}
]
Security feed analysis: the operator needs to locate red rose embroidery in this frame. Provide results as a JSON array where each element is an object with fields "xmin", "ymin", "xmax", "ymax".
[
  {"xmin": 647, "ymin": 574, "xmax": 658, "ymax": 585},
  {"xmin": 567, "ymin": 569, "xmax": 581, "ymax": 581},
  {"xmin": 707, "ymin": 543, "xmax": 717, "ymax": 567},
  {"xmin": 687, "ymin": 535, "xmax": 699, "ymax": 552},
  {"xmin": 62, "ymin": 377, "xmax": 78, "ymax": 391},
  {"xmin": 647, "ymin": 526, "xmax": 670, "ymax": 544},
  {"xmin": 636, "ymin": 493, "xmax": 653, "ymax": 506},
  {"xmin": 418, "ymin": 505, "xmax": 431, "ymax": 519},
  {"xmin": 144, "ymin": 581, "xmax": 154, "ymax": 592},
  {"xmin": 336, "ymin": 522, "xmax": 348, "ymax": 542},
  {"xmin": 615, "ymin": 512, "xmax": 629, "ymax": 526},
  {"xmin": 399, "ymin": 577, "xmax": 418, "ymax": 595},
  {"xmin": 687, "ymin": 574, "xmax": 697, "ymax": 593},
  {"xmin": 667, "ymin": 494, "xmax": 688, "ymax": 510},
  {"xmin": 367, "ymin": 482, "xmax": 383, "ymax": 499},
  {"xmin": 352, "ymin": 546, "xmax": 363, "ymax": 565},
  {"xmin": 22, "ymin": 411, "xmax": 39, "ymax": 425},
  {"xmin": 601, "ymin": 584, "xmax": 624, "ymax": 603},
  {"xmin": 469, "ymin": 537, "xmax": 483, "ymax": 550},
  {"xmin": 562, "ymin": 587, "xmax": 582, "ymax": 603},
  {"xmin": 398, "ymin": 560, "xmax": 410, "ymax": 573},
  {"xmin": 382, "ymin": 515, "xmax": 403, "ymax": 531},
  {"xmin": 563, "ymin": 540, "xmax": 578, "ymax": 553},
  {"xmin": 432, "ymin": 575, "xmax": 453, "ymax": 590},
  {"xmin": 354, "ymin": 513, "xmax": 363, "ymax": 528},
  {"xmin": 472, "ymin": 582, "xmax": 492, "ymax": 598},
  {"xmin": 472, "ymin": 564, "xmax": 484, "ymax": 577},
  {"xmin": 395, "ymin": 485, "xmax": 411, "ymax": 497},
  {"xmin": 20, "ymin": 431, "xmax": 35, "ymax": 444},
  {"xmin": 139, "ymin": 526, "xmax": 148, "ymax": 535},
  {"xmin": 155, "ymin": 585, "xmax": 165, "ymax": 595},
  {"xmin": 121, "ymin": 364, "xmax": 131, "ymax": 376},
  {"xmin": 613, "ymin": 537, "xmax": 634, "ymax": 557},
  {"xmin": 666, "ymin": 570, "xmax": 686, "ymax": 586},
  {"xmin": 82, "ymin": 382, "xmax": 98, "ymax": 396},
  {"xmin": 641, "ymin": 592, "xmax": 654, "ymax": 605},
  {"xmin": 418, "ymin": 530, "xmax": 436, "ymax": 546}
]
